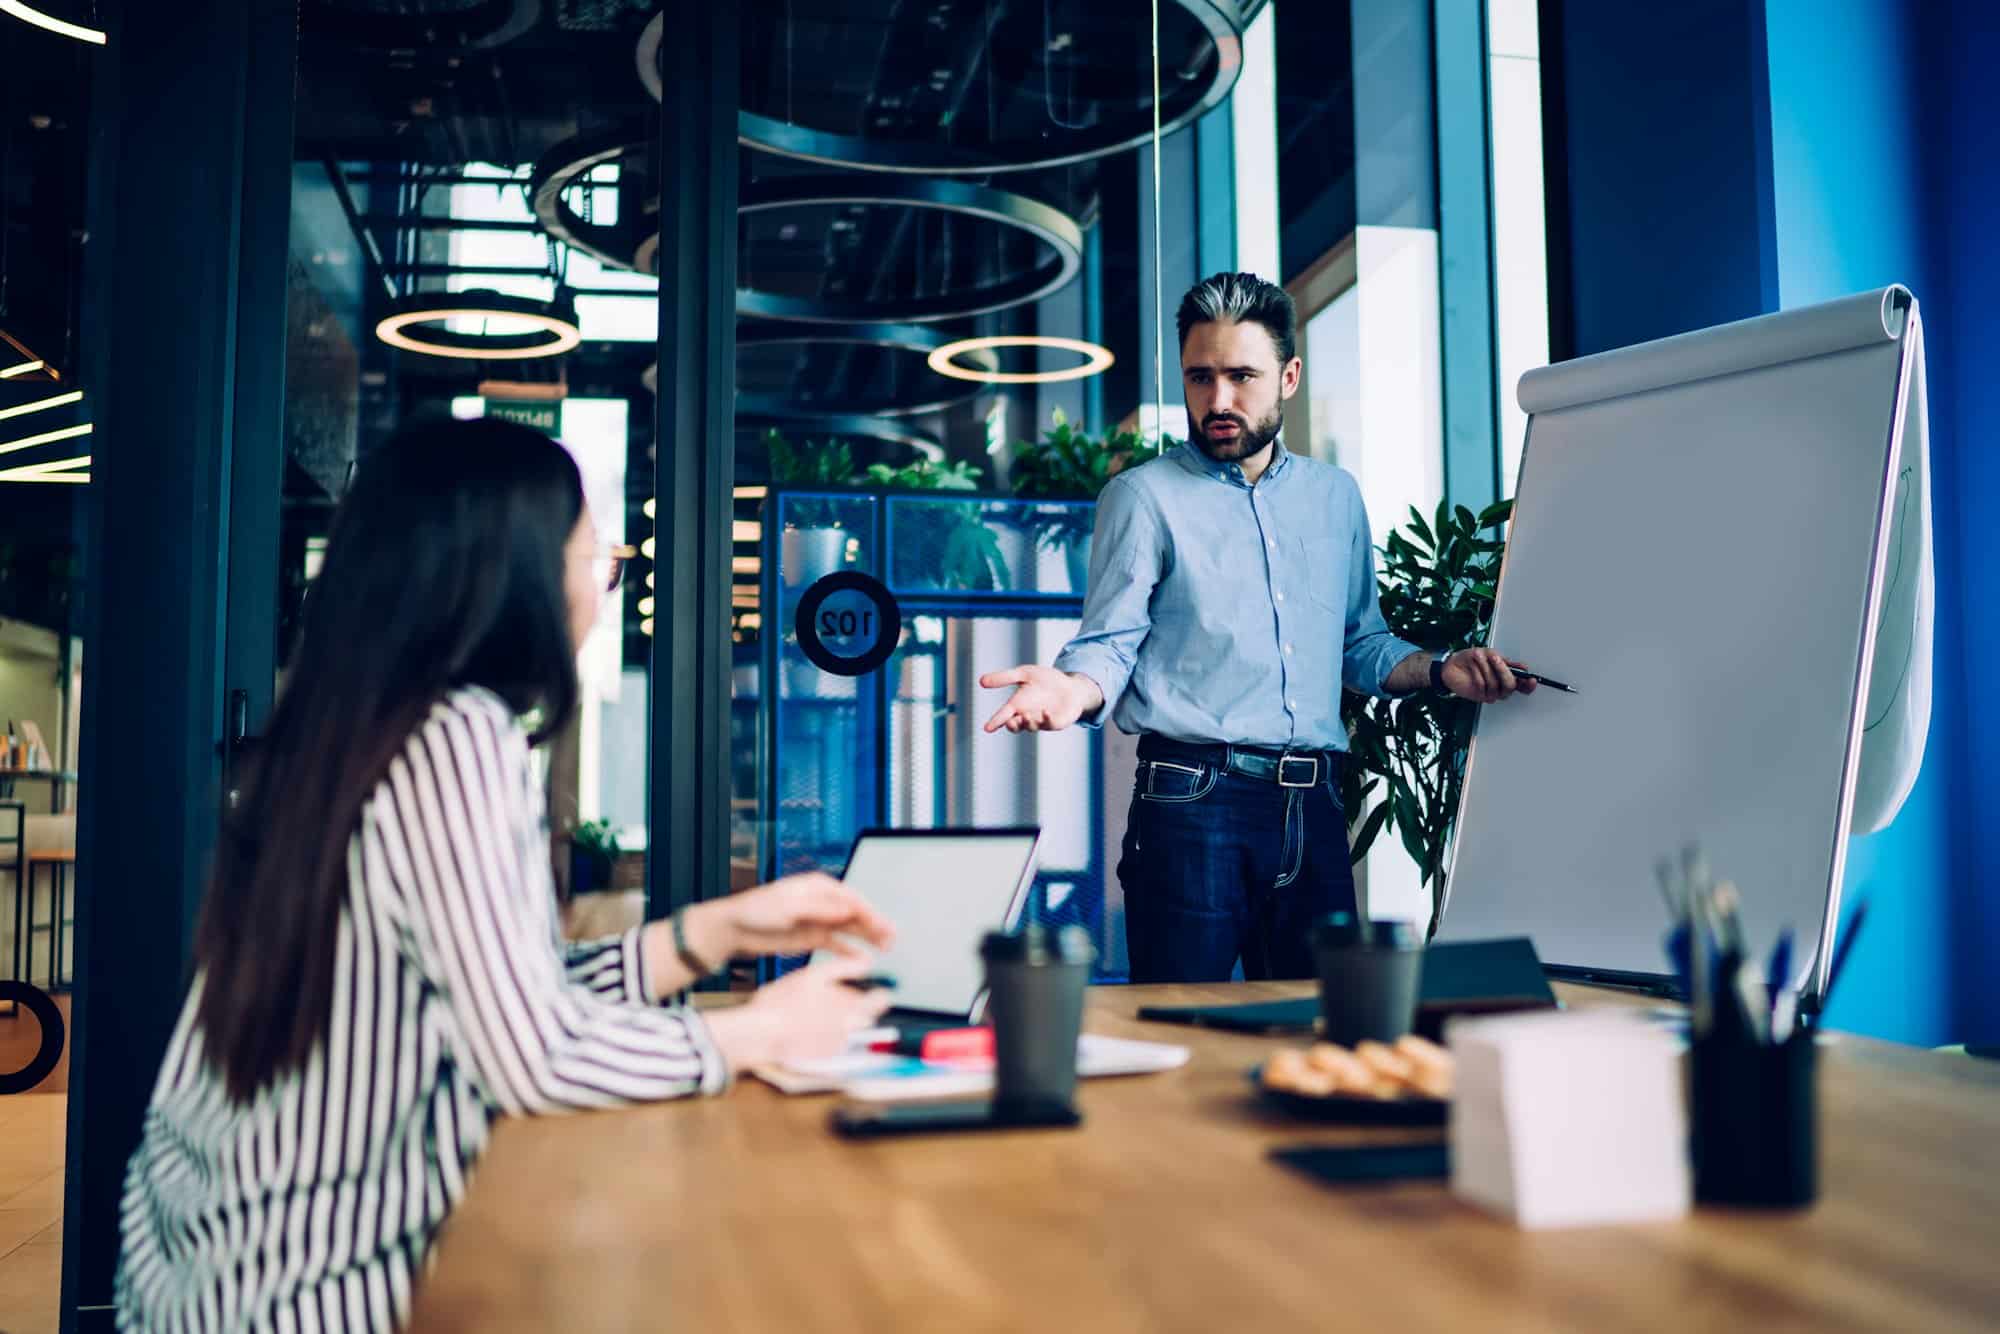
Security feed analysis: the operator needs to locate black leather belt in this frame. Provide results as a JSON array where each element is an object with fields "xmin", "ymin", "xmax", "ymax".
[{"xmin": 1137, "ymin": 737, "xmax": 1341, "ymax": 789}]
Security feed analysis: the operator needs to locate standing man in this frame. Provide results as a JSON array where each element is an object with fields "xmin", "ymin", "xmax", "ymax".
[{"xmin": 980, "ymin": 272, "xmax": 1535, "ymax": 983}]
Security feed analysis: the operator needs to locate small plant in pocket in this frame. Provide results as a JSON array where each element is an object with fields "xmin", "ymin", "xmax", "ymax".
[{"xmin": 866, "ymin": 458, "xmax": 1010, "ymax": 591}]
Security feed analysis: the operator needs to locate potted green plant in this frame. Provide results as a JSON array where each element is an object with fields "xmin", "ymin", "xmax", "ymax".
[
  {"xmin": 1338, "ymin": 498, "xmax": 1514, "ymax": 933},
  {"xmin": 1009, "ymin": 409, "xmax": 1170, "ymax": 591},
  {"xmin": 764, "ymin": 429, "xmax": 858, "ymax": 591},
  {"xmin": 569, "ymin": 818, "xmax": 621, "ymax": 896},
  {"xmin": 865, "ymin": 458, "xmax": 1011, "ymax": 591}
]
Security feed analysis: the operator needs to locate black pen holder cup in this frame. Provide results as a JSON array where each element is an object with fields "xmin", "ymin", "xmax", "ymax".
[{"xmin": 1690, "ymin": 1029, "xmax": 1818, "ymax": 1208}]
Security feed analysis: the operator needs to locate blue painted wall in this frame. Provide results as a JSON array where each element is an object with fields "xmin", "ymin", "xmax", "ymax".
[
  {"xmin": 1550, "ymin": 0, "xmax": 1777, "ymax": 358},
  {"xmin": 1764, "ymin": 0, "xmax": 1992, "ymax": 1045},
  {"xmin": 1550, "ymin": 1, "xmax": 1998, "ymax": 1043},
  {"xmin": 1939, "ymin": 1, "xmax": 2000, "ymax": 1041}
]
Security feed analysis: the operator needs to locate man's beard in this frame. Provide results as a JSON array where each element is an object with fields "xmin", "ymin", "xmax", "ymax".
[{"xmin": 1191, "ymin": 405, "xmax": 1284, "ymax": 463}]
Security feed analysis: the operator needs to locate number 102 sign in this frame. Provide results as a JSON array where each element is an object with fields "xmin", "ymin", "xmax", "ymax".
[{"xmin": 794, "ymin": 571, "xmax": 902, "ymax": 677}]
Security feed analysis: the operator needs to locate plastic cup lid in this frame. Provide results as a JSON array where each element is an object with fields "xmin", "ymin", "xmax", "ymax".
[
  {"xmin": 1312, "ymin": 912, "xmax": 1419, "ymax": 950},
  {"xmin": 980, "ymin": 923, "xmax": 1097, "ymax": 966}
]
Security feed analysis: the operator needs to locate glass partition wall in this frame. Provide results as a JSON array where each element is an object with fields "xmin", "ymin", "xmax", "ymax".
[
  {"xmin": 0, "ymin": 10, "xmax": 95, "ymax": 1013},
  {"xmin": 728, "ymin": 0, "xmax": 1251, "ymax": 979},
  {"xmin": 266, "ymin": 0, "xmax": 1495, "ymax": 969},
  {"xmin": 278, "ymin": 8, "xmax": 671, "ymax": 936}
]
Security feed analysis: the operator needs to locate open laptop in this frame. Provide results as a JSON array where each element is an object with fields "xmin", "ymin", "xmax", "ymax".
[{"xmin": 813, "ymin": 826, "xmax": 1041, "ymax": 1034}]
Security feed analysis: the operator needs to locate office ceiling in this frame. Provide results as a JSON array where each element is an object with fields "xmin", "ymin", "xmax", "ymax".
[{"xmin": 292, "ymin": 0, "xmax": 1261, "ymax": 428}]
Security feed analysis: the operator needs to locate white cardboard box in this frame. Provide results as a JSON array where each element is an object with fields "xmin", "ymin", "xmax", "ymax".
[{"xmin": 1448, "ymin": 1010, "xmax": 1690, "ymax": 1229}]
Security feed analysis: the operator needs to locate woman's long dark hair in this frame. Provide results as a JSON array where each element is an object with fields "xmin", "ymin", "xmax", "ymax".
[{"xmin": 195, "ymin": 417, "xmax": 585, "ymax": 1103}]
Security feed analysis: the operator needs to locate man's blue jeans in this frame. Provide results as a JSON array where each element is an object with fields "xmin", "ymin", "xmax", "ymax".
[{"xmin": 1117, "ymin": 741, "xmax": 1358, "ymax": 983}]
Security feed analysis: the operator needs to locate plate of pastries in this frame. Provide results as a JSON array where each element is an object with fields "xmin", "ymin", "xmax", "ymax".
[{"xmin": 1251, "ymin": 1035, "xmax": 1453, "ymax": 1124}]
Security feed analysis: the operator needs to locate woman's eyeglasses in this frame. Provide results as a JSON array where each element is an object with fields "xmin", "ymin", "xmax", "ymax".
[{"xmin": 595, "ymin": 544, "xmax": 640, "ymax": 593}]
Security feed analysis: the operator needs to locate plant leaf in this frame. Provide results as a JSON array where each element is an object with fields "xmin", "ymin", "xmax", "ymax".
[
  {"xmin": 1348, "ymin": 801, "xmax": 1390, "ymax": 864},
  {"xmin": 1406, "ymin": 507, "xmax": 1435, "ymax": 552}
]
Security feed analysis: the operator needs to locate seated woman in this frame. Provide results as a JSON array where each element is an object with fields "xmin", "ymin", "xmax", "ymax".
[{"xmin": 116, "ymin": 418, "xmax": 894, "ymax": 1330}]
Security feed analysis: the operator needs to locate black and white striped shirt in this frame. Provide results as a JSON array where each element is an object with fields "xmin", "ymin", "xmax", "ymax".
[{"xmin": 116, "ymin": 687, "xmax": 727, "ymax": 1331}]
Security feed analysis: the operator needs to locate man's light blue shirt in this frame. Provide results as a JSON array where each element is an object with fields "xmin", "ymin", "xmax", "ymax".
[{"xmin": 1052, "ymin": 438, "xmax": 1423, "ymax": 751}]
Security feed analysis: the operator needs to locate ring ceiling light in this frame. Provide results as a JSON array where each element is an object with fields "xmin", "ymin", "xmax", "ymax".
[
  {"xmin": 738, "ymin": 177, "xmax": 1082, "ymax": 324},
  {"xmin": 644, "ymin": 328, "xmax": 996, "ymax": 422},
  {"xmin": 0, "ymin": 390, "xmax": 83, "ymax": 424},
  {"xmin": 0, "ymin": 1, "xmax": 106, "ymax": 44},
  {"xmin": 529, "ymin": 130, "xmax": 654, "ymax": 275},
  {"xmin": 637, "ymin": 3, "xmax": 1243, "ymax": 175},
  {"xmin": 0, "ymin": 453, "xmax": 90, "ymax": 483},
  {"xmin": 538, "ymin": 140, "xmax": 1084, "ymax": 325},
  {"xmin": 0, "ymin": 421, "xmax": 91, "ymax": 459},
  {"xmin": 737, "ymin": 322, "xmax": 1000, "ymax": 418},
  {"xmin": 927, "ymin": 335, "xmax": 1114, "ymax": 385},
  {"xmin": 640, "ymin": 365, "xmax": 945, "ymax": 463},
  {"xmin": 375, "ymin": 291, "xmax": 581, "ymax": 361},
  {"xmin": 631, "ymin": 232, "xmax": 661, "ymax": 277}
]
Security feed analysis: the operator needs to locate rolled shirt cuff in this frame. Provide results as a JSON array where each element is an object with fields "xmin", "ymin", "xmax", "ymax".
[
  {"xmin": 674, "ymin": 1006, "xmax": 734, "ymax": 1096},
  {"xmin": 1049, "ymin": 650, "xmax": 1126, "ymax": 729}
]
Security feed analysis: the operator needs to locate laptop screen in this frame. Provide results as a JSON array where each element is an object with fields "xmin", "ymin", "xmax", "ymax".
[{"xmin": 817, "ymin": 828, "xmax": 1040, "ymax": 1018}]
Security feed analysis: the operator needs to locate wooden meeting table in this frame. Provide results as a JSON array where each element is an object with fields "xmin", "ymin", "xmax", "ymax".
[{"xmin": 409, "ymin": 982, "xmax": 2000, "ymax": 1333}]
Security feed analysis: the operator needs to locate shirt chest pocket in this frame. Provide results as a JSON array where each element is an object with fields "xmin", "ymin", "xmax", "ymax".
[{"xmin": 1295, "ymin": 535, "xmax": 1346, "ymax": 614}]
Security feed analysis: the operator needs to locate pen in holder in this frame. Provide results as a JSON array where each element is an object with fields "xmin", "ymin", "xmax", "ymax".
[
  {"xmin": 1690, "ymin": 1025, "xmax": 1817, "ymax": 1208},
  {"xmin": 1664, "ymin": 847, "xmax": 1821, "ymax": 1209}
]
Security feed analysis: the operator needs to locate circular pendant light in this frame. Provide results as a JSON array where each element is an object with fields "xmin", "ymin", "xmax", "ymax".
[
  {"xmin": 0, "ymin": 1, "xmax": 106, "ymax": 44},
  {"xmin": 375, "ymin": 291, "xmax": 581, "ymax": 361},
  {"xmin": 535, "ymin": 140, "xmax": 1085, "ymax": 326},
  {"xmin": 528, "ymin": 130, "xmax": 654, "ymax": 275},
  {"xmin": 638, "ymin": 364, "xmax": 945, "ymax": 464},
  {"xmin": 637, "ymin": 1, "xmax": 1244, "ymax": 176},
  {"xmin": 736, "ymin": 322, "xmax": 1000, "ymax": 418},
  {"xmin": 737, "ymin": 177, "xmax": 1083, "ymax": 324},
  {"xmin": 927, "ymin": 335, "xmax": 1114, "ymax": 385}
]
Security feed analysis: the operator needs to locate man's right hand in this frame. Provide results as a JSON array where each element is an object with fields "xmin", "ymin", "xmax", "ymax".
[{"xmin": 978, "ymin": 665, "xmax": 1104, "ymax": 733}]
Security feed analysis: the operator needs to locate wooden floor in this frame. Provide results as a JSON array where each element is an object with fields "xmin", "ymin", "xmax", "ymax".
[
  {"xmin": 0, "ymin": 1096, "xmax": 64, "ymax": 1334},
  {"xmin": 0, "ymin": 996, "xmax": 70, "ymax": 1334}
]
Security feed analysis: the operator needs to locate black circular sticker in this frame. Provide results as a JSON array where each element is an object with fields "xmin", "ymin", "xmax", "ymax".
[
  {"xmin": 796, "ymin": 571, "xmax": 902, "ymax": 677},
  {"xmin": 0, "ymin": 983, "xmax": 64, "ymax": 1095}
]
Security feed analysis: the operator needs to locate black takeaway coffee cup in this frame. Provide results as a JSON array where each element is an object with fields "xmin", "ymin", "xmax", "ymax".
[
  {"xmin": 1312, "ymin": 912, "xmax": 1425, "ymax": 1046},
  {"xmin": 980, "ymin": 924, "xmax": 1096, "ymax": 1120}
]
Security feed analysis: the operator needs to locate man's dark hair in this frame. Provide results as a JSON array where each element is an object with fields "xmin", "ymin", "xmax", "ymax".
[{"xmin": 1175, "ymin": 272, "xmax": 1298, "ymax": 365}]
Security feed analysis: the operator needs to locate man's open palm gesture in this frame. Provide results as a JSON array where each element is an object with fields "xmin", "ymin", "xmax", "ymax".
[{"xmin": 979, "ymin": 665, "xmax": 1103, "ymax": 733}]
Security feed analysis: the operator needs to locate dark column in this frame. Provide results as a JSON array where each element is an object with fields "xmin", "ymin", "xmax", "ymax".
[
  {"xmin": 648, "ymin": 4, "xmax": 740, "ymax": 924},
  {"xmin": 61, "ymin": 1, "xmax": 297, "ymax": 1326}
]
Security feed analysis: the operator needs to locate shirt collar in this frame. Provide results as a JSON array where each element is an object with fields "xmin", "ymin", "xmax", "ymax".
[{"xmin": 1176, "ymin": 434, "xmax": 1293, "ymax": 488}]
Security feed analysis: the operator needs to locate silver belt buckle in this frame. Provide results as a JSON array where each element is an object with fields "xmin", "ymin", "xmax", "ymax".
[{"xmin": 1277, "ymin": 752, "xmax": 1318, "ymax": 788}]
